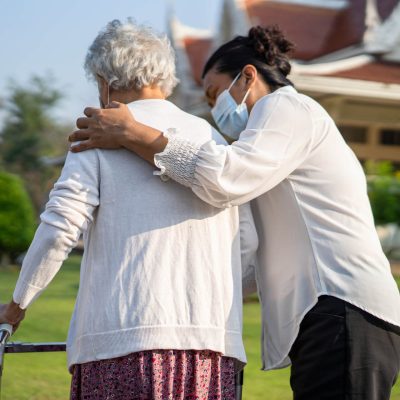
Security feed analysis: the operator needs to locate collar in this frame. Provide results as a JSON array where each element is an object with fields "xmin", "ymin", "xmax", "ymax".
[{"xmin": 276, "ymin": 85, "xmax": 297, "ymax": 94}]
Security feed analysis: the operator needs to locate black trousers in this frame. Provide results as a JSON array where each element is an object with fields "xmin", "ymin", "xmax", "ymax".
[{"xmin": 289, "ymin": 295, "xmax": 400, "ymax": 400}]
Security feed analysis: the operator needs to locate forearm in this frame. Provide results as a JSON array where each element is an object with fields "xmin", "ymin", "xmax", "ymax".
[
  {"xmin": 14, "ymin": 151, "xmax": 99, "ymax": 309},
  {"xmin": 123, "ymin": 122, "xmax": 290, "ymax": 208},
  {"xmin": 13, "ymin": 222, "xmax": 79, "ymax": 309},
  {"xmin": 119, "ymin": 121, "xmax": 168, "ymax": 166}
]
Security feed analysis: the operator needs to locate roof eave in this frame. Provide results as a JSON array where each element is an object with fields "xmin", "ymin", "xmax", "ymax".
[{"xmin": 291, "ymin": 74, "xmax": 400, "ymax": 101}]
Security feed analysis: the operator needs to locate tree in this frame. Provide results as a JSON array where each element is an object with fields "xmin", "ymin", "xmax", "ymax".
[
  {"xmin": 0, "ymin": 75, "xmax": 69, "ymax": 212},
  {"xmin": 0, "ymin": 171, "xmax": 35, "ymax": 266},
  {"xmin": 365, "ymin": 161, "xmax": 400, "ymax": 225}
]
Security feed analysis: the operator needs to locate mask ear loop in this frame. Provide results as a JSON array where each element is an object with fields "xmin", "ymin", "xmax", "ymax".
[
  {"xmin": 107, "ymin": 77, "xmax": 118, "ymax": 106},
  {"xmin": 227, "ymin": 72, "xmax": 242, "ymax": 92},
  {"xmin": 241, "ymin": 87, "xmax": 251, "ymax": 105},
  {"xmin": 228, "ymin": 72, "xmax": 251, "ymax": 105}
]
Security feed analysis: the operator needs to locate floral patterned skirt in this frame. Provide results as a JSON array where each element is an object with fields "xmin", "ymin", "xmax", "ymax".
[{"xmin": 70, "ymin": 349, "xmax": 236, "ymax": 400}]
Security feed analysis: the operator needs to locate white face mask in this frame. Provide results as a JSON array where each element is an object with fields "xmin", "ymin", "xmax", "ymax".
[{"xmin": 211, "ymin": 72, "xmax": 251, "ymax": 140}]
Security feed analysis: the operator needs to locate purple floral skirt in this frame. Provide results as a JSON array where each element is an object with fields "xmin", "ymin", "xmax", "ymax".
[{"xmin": 70, "ymin": 349, "xmax": 236, "ymax": 399}]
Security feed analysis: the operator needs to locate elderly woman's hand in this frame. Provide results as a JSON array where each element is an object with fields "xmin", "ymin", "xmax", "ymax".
[
  {"xmin": 69, "ymin": 102, "xmax": 136, "ymax": 152},
  {"xmin": 0, "ymin": 301, "xmax": 25, "ymax": 333}
]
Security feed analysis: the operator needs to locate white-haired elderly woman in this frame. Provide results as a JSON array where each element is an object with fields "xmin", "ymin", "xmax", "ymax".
[{"xmin": 0, "ymin": 20, "xmax": 258, "ymax": 399}]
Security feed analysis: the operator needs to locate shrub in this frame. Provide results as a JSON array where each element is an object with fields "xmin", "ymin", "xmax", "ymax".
[
  {"xmin": 0, "ymin": 171, "xmax": 35, "ymax": 264},
  {"xmin": 365, "ymin": 161, "xmax": 400, "ymax": 225}
]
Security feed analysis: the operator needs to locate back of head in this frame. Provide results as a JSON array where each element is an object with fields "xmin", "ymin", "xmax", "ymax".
[
  {"xmin": 202, "ymin": 25, "xmax": 294, "ymax": 91},
  {"xmin": 85, "ymin": 19, "xmax": 178, "ymax": 96}
]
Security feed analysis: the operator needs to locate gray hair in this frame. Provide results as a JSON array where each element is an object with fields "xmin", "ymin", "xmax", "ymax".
[{"xmin": 84, "ymin": 19, "xmax": 178, "ymax": 96}]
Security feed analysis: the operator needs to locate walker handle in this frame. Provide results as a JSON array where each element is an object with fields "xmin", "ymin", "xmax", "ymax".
[
  {"xmin": 0, "ymin": 323, "xmax": 13, "ymax": 396},
  {"xmin": 0, "ymin": 324, "xmax": 12, "ymax": 344}
]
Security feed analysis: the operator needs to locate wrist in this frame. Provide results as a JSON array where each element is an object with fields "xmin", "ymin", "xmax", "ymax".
[
  {"xmin": 7, "ymin": 301, "xmax": 25, "ymax": 322},
  {"xmin": 119, "ymin": 120, "xmax": 142, "ymax": 147},
  {"xmin": 120, "ymin": 120, "xmax": 166, "ymax": 149},
  {"xmin": 118, "ymin": 120, "xmax": 134, "ymax": 146}
]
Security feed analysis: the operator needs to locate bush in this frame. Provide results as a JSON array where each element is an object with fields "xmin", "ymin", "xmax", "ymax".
[
  {"xmin": 365, "ymin": 161, "xmax": 400, "ymax": 225},
  {"xmin": 0, "ymin": 171, "xmax": 35, "ymax": 264}
]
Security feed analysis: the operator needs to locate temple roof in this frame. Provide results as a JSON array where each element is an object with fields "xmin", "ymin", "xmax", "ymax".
[
  {"xmin": 244, "ymin": 0, "xmax": 366, "ymax": 60},
  {"xmin": 324, "ymin": 60, "xmax": 400, "ymax": 84},
  {"xmin": 182, "ymin": 37, "xmax": 213, "ymax": 85},
  {"xmin": 171, "ymin": 0, "xmax": 400, "ymax": 89}
]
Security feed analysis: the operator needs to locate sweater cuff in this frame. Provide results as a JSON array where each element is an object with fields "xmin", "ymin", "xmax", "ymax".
[
  {"xmin": 153, "ymin": 128, "xmax": 201, "ymax": 188},
  {"xmin": 13, "ymin": 280, "xmax": 43, "ymax": 310}
]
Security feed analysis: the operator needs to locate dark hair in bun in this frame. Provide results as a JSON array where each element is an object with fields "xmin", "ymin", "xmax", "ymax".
[{"xmin": 202, "ymin": 25, "xmax": 294, "ymax": 91}]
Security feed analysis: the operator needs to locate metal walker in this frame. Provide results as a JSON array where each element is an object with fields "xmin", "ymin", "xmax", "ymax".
[
  {"xmin": 0, "ymin": 323, "xmax": 243, "ymax": 399},
  {"xmin": 0, "ymin": 323, "xmax": 66, "ymax": 398}
]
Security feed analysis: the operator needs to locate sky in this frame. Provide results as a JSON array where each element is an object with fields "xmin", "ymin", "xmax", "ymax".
[{"xmin": 0, "ymin": 0, "xmax": 222, "ymax": 128}]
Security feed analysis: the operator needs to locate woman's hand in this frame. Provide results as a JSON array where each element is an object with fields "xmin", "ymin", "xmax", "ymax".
[
  {"xmin": 0, "ymin": 301, "xmax": 25, "ymax": 333},
  {"xmin": 69, "ymin": 102, "xmax": 136, "ymax": 152},
  {"xmin": 69, "ymin": 101, "xmax": 168, "ymax": 165}
]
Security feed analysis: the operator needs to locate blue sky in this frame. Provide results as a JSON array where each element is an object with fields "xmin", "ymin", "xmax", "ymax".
[{"xmin": 0, "ymin": 0, "xmax": 222, "ymax": 127}]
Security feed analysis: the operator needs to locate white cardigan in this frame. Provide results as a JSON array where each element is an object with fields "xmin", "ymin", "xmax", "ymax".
[
  {"xmin": 13, "ymin": 99, "xmax": 258, "ymax": 369},
  {"xmin": 154, "ymin": 86, "xmax": 400, "ymax": 370}
]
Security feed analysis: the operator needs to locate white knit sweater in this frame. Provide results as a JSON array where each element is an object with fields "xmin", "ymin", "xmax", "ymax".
[{"xmin": 13, "ymin": 99, "xmax": 257, "ymax": 369}]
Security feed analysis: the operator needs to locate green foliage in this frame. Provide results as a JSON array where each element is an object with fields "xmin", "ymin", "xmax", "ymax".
[
  {"xmin": 0, "ymin": 75, "xmax": 62, "ymax": 170},
  {"xmin": 0, "ymin": 171, "xmax": 35, "ymax": 261},
  {"xmin": 365, "ymin": 161, "xmax": 400, "ymax": 225},
  {"xmin": 0, "ymin": 75, "xmax": 69, "ymax": 212}
]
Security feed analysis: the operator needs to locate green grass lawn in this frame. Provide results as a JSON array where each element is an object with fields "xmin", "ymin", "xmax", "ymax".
[{"xmin": 0, "ymin": 256, "xmax": 399, "ymax": 399}]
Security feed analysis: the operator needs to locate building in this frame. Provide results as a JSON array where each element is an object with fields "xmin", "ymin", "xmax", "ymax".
[{"xmin": 169, "ymin": 0, "xmax": 400, "ymax": 167}]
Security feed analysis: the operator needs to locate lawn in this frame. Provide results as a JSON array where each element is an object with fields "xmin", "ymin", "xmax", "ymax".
[{"xmin": 0, "ymin": 256, "xmax": 399, "ymax": 399}]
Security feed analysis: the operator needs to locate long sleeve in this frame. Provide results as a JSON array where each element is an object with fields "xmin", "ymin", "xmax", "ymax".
[
  {"xmin": 238, "ymin": 203, "xmax": 259, "ymax": 297},
  {"xmin": 13, "ymin": 149, "xmax": 100, "ymax": 309},
  {"xmin": 154, "ymin": 90, "xmax": 314, "ymax": 208}
]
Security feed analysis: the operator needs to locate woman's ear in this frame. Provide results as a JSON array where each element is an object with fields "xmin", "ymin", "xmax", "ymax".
[{"xmin": 242, "ymin": 64, "xmax": 257, "ymax": 88}]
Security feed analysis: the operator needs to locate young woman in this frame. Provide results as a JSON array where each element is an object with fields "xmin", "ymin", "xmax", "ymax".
[
  {"xmin": 68, "ymin": 26, "xmax": 400, "ymax": 399},
  {"xmin": 0, "ymin": 20, "xmax": 258, "ymax": 400}
]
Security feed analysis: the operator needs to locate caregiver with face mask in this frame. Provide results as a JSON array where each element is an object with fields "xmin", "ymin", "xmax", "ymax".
[
  {"xmin": 69, "ymin": 26, "xmax": 400, "ymax": 400},
  {"xmin": 211, "ymin": 71, "xmax": 251, "ymax": 141}
]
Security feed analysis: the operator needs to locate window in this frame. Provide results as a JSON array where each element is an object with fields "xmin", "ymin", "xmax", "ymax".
[
  {"xmin": 392, "ymin": 162, "xmax": 400, "ymax": 171},
  {"xmin": 380, "ymin": 129, "xmax": 400, "ymax": 146},
  {"xmin": 338, "ymin": 126, "xmax": 367, "ymax": 143}
]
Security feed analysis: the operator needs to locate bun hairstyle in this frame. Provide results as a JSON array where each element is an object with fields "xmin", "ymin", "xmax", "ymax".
[{"xmin": 202, "ymin": 25, "xmax": 295, "ymax": 91}]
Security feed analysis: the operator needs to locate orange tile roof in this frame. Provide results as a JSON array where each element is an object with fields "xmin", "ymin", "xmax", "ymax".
[
  {"xmin": 182, "ymin": 37, "xmax": 213, "ymax": 85},
  {"xmin": 244, "ymin": 0, "xmax": 366, "ymax": 60},
  {"xmin": 325, "ymin": 61, "xmax": 400, "ymax": 84},
  {"xmin": 178, "ymin": 1, "xmax": 400, "ymax": 87}
]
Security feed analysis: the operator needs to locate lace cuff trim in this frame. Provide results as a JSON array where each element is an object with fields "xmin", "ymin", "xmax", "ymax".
[{"xmin": 154, "ymin": 128, "xmax": 201, "ymax": 188}]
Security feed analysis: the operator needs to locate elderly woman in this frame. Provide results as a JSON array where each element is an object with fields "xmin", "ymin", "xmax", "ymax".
[{"xmin": 0, "ymin": 20, "xmax": 257, "ymax": 399}]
